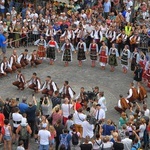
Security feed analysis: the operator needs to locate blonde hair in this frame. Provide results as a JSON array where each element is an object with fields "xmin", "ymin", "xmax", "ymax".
[
  {"xmin": 52, "ymin": 105, "xmax": 60, "ymax": 113},
  {"xmin": 49, "ymin": 125, "xmax": 56, "ymax": 133}
]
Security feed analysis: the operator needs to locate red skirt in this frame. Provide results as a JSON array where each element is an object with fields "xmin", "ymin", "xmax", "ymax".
[
  {"xmin": 99, "ymin": 51, "xmax": 107, "ymax": 63},
  {"xmin": 37, "ymin": 45, "xmax": 46, "ymax": 57}
]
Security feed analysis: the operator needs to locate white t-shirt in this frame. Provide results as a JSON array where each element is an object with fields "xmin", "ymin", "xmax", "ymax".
[
  {"xmin": 122, "ymin": 138, "xmax": 132, "ymax": 150},
  {"xmin": 12, "ymin": 113, "xmax": 23, "ymax": 128},
  {"xmin": 82, "ymin": 121, "xmax": 94, "ymax": 138},
  {"xmin": 139, "ymin": 124, "xmax": 146, "ymax": 138},
  {"xmin": 144, "ymin": 109, "xmax": 150, "ymax": 117},
  {"xmin": 93, "ymin": 139, "xmax": 102, "ymax": 150},
  {"xmin": 98, "ymin": 97, "xmax": 107, "ymax": 111},
  {"xmin": 38, "ymin": 129, "xmax": 51, "ymax": 145},
  {"xmin": 73, "ymin": 111, "xmax": 86, "ymax": 125},
  {"xmin": 61, "ymin": 104, "xmax": 73, "ymax": 118},
  {"xmin": 0, "ymin": 0, "xmax": 5, "ymax": 9}
]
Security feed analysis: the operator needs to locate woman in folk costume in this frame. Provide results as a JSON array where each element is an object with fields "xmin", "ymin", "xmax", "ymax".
[
  {"xmin": 34, "ymin": 35, "xmax": 47, "ymax": 59},
  {"xmin": 130, "ymin": 48, "xmax": 140, "ymax": 71},
  {"xmin": 99, "ymin": 41, "xmax": 108, "ymax": 70},
  {"xmin": 89, "ymin": 39, "xmax": 99, "ymax": 67},
  {"xmin": 120, "ymin": 45, "xmax": 131, "ymax": 73},
  {"xmin": 108, "ymin": 43, "xmax": 119, "ymax": 72},
  {"xmin": 61, "ymin": 39, "xmax": 75, "ymax": 67},
  {"xmin": 47, "ymin": 36, "xmax": 59, "ymax": 65},
  {"xmin": 76, "ymin": 38, "xmax": 87, "ymax": 67}
]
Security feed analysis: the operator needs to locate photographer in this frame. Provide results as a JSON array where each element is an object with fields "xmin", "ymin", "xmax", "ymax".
[{"xmin": 41, "ymin": 95, "xmax": 52, "ymax": 118}]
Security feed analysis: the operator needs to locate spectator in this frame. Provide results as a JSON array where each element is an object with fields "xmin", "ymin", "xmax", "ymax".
[
  {"xmin": 49, "ymin": 125, "xmax": 56, "ymax": 150},
  {"xmin": 80, "ymin": 136, "xmax": 93, "ymax": 150},
  {"xmin": 0, "ymin": 31, "xmax": 7, "ymax": 56},
  {"xmin": 93, "ymin": 134, "xmax": 102, "ymax": 150},
  {"xmin": 119, "ymin": 112, "xmax": 128, "ymax": 129},
  {"xmin": 66, "ymin": 114, "xmax": 74, "ymax": 132},
  {"xmin": 51, "ymin": 91, "xmax": 61, "ymax": 108},
  {"xmin": 18, "ymin": 97, "xmax": 28, "ymax": 114},
  {"xmin": 113, "ymin": 136, "xmax": 124, "ymax": 150},
  {"xmin": 103, "ymin": 0, "xmax": 111, "ymax": 19},
  {"xmin": 16, "ymin": 140, "xmax": 25, "ymax": 150}
]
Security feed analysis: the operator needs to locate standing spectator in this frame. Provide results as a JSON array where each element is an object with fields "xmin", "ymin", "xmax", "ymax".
[
  {"xmin": 16, "ymin": 140, "xmax": 25, "ymax": 150},
  {"xmin": 0, "ymin": 0, "xmax": 5, "ymax": 18},
  {"xmin": 54, "ymin": 119, "xmax": 65, "ymax": 150},
  {"xmin": 80, "ymin": 136, "xmax": 93, "ymax": 150},
  {"xmin": 98, "ymin": 91, "xmax": 107, "ymax": 111},
  {"xmin": 113, "ymin": 136, "xmax": 124, "ymax": 150},
  {"xmin": 119, "ymin": 112, "xmax": 128, "ymax": 129},
  {"xmin": 103, "ymin": 0, "xmax": 111, "ymax": 19},
  {"xmin": 93, "ymin": 134, "xmax": 102, "ymax": 150},
  {"xmin": 16, "ymin": 118, "xmax": 32, "ymax": 150},
  {"xmin": 51, "ymin": 91, "xmax": 61, "ymax": 108},
  {"xmin": 18, "ymin": 97, "xmax": 28, "ymax": 114},
  {"xmin": 66, "ymin": 114, "xmax": 74, "ymax": 132},
  {"xmin": 0, "ymin": 108, "xmax": 5, "ymax": 144},
  {"xmin": 38, "ymin": 123, "xmax": 51, "ymax": 150},
  {"xmin": 131, "ymin": 131, "xmax": 141, "ymax": 150},
  {"xmin": 3, "ymin": 119, "xmax": 12, "ymax": 150},
  {"xmin": 49, "ymin": 125, "xmax": 56, "ymax": 150},
  {"xmin": 26, "ymin": 96, "xmax": 37, "ymax": 138}
]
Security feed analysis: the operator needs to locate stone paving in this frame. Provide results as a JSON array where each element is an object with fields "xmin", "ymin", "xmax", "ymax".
[{"xmin": 0, "ymin": 46, "xmax": 149, "ymax": 150}]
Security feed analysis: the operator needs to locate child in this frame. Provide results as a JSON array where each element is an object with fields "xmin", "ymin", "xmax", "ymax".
[
  {"xmin": 16, "ymin": 140, "xmax": 25, "ymax": 150},
  {"xmin": 49, "ymin": 125, "xmax": 56, "ymax": 150},
  {"xmin": 66, "ymin": 114, "xmax": 74, "ymax": 131}
]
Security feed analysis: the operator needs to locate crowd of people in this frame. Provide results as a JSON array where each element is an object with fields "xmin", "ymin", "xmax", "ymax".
[{"xmin": 0, "ymin": 0, "xmax": 150, "ymax": 150}]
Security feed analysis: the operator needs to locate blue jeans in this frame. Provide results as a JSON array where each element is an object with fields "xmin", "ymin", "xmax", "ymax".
[{"xmin": 39, "ymin": 144, "xmax": 49, "ymax": 150}]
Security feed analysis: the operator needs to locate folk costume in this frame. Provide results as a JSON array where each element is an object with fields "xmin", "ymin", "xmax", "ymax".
[
  {"xmin": 145, "ymin": 61, "xmax": 150, "ymax": 88},
  {"xmin": 127, "ymin": 85, "xmax": 138, "ymax": 102},
  {"xmin": 120, "ymin": 47, "xmax": 130, "ymax": 73},
  {"xmin": 137, "ymin": 84, "xmax": 147, "ymax": 101},
  {"xmin": 108, "ymin": 46, "xmax": 119, "ymax": 71},
  {"xmin": 28, "ymin": 77, "xmax": 41, "ymax": 92},
  {"xmin": 99, "ymin": 44, "xmax": 108, "ymax": 69},
  {"xmin": 89, "ymin": 40, "xmax": 99, "ymax": 67},
  {"xmin": 61, "ymin": 41, "xmax": 75, "ymax": 66},
  {"xmin": 12, "ymin": 73, "xmax": 25, "ymax": 90},
  {"xmin": 47, "ymin": 38, "xmax": 59, "ymax": 65},
  {"xmin": 76, "ymin": 39, "xmax": 86, "ymax": 66},
  {"xmin": 0, "ymin": 60, "xmax": 12, "ymax": 76},
  {"xmin": 18, "ymin": 53, "xmax": 29, "ymax": 68},
  {"xmin": 34, "ymin": 37, "xmax": 47, "ymax": 58}
]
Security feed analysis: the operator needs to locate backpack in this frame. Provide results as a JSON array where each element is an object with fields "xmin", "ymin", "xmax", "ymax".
[
  {"xmin": 60, "ymin": 134, "xmax": 68, "ymax": 149},
  {"xmin": 72, "ymin": 132, "xmax": 79, "ymax": 145},
  {"xmin": 20, "ymin": 126, "xmax": 29, "ymax": 140}
]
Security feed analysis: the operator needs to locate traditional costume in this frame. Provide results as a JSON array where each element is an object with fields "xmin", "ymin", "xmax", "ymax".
[
  {"xmin": 0, "ymin": 60, "xmax": 12, "ymax": 75},
  {"xmin": 29, "ymin": 53, "xmax": 42, "ymax": 67},
  {"xmin": 76, "ymin": 41, "xmax": 86, "ymax": 61},
  {"xmin": 41, "ymin": 80, "xmax": 57, "ymax": 96},
  {"xmin": 130, "ymin": 51, "xmax": 140, "ymax": 71},
  {"xmin": 47, "ymin": 40, "xmax": 59, "ymax": 61},
  {"xmin": 34, "ymin": 38, "xmax": 47, "ymax": 58},
  {"xmin": 129, "ymin": 34, "xmax": 140, "ymax": 52},
  {"xmin": 89, "ymin": 42, "xmax": 99, "ymax": 61},
  {"xmin": 9, "ymin": 54, "xmax": 21, "ymax": 71},
  {"xmin": 137, "ymin": 84, "xmax": 147, "ymax": 101},
  {"xmin": 12, "ymin": 73, "xmax": 25, "ymax": 90},
  {"xmin": 99, "ymin": 45, "xmax": 108, "ymax": 67},
  {"xmin": 18, "ymin": 53, "xmax": 29, "ymax": 68},
  {"xmin": 120, "ymin": 48, "xmax": 130, "ymax": 72},
  {"xmin": 127, "ymin": 86, "xmax": 138, "ymax": 102},
  {"xmin": 28, "ymin": 77, "xmax": 41, "ymax": 92}
]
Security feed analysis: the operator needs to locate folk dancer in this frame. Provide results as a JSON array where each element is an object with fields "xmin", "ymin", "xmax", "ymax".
[
  {"xmin": 47, "ymin": 36, "xmax": 59, "ymax": 65},
  {"xmin": 126, "ymin": 82, "xmax": 138, "ymax": 102},
  {"xmin": 116, "ymin": 30, "xmax": 127, "ymax": 55},
  {"xmin": 108, "ymin": 43, "xmax": 119, "ymax": 72},
  {"xmin": 105, "ymin": 26, "xmax": 116, "ymax": 49},
  {"xmin": 130, "ymin": 48, "xmax": 140, "ymax": 71},
  {"xmin": 9, "ymin": 49, "xmax": 21, "ymax": 72},
  {"xmin": 90, "ymin": 26, "xmax": 103, "ymax": 49},
  {"xmin": 120, "ymin": 45, "xmax": 130, "ymax": 73},
  {"xmin": 145, "ymin": 61, "xmax": 150, "ymax": 88},
  {"xmin": 129, "ymin": 31, "xmax": 140, "ymax": 52},
  {"xmin": 137, "ymin": 83, "xmax": 147, "ymax": 102},
  {"xmin": 34, "ymin": 35, "xmax": 47, "ymax": 59},
  {"xmin": 28, "ymin": 50, "xmax": 42, "ymax": 67},
  {"xmin": 89, "ymin": 39, "xmax": 99, "ymax": 67},
  {"xmin": 0, "ymin": 56, "xmax": 12, "ymax": 76},
  {"xmin": 18, "ymin": 49, "xmax": 29, "ymax": 68},
  {"xmin": 45, "ymin": 25, "xmax": 55, "ymax": 42},
  {"xmin": 27, "ymin": 72, "xmax": 41, "ymax": 92},
  {"xmin": 61, "ymin": 39, "xmax": 75, "ymax": 67},
  {"xmin": 41, "ymin": 76, "xmax": 58, "ymax": 96},
  {"xmin": 59, "ymin": 81, "xmax": 75, "ymax": 100},
  {"xmin": 99, "ymin": 41, "xmax": 108, "ymax": 70},
  {"xmin": 114, "ymin": 95, "xmax": 130, "ymax": 114},
  {"xmin": 76, "ymin": 39, "xmax": 87, "ymax": 67},
  {"xmin": 12, "ymin": 69, "xmax": 25, "ymax": 90}
]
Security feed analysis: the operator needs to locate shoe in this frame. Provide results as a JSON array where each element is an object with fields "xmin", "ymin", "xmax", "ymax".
[{"xmin": 0, "ymin": 142, "xmax": 3, "ymax": 145}]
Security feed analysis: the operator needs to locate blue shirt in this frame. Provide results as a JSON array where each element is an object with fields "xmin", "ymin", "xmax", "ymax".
[
  {"xmin": 18, "ymin": 102, "xmax": 28, "ymax": 114},
  {"xmin": 0, "ymin": 34, "xmax": 6, "ymax": 48},
  {"xmin": 103, "ymin": 1, "xmax": 111, "ymax": 13},
  {"xmin": 26, "ymin": 105, "xmax": 37, "ymax": 121},
  {"xmin": 53, "ymin": 25, "xmax": 60, "ymax": 31},
  {"xmin": 131, "ymin": 141, "xmax": 141, "ymax": 150}
]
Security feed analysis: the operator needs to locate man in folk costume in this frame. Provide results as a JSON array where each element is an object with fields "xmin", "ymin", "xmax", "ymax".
[
  {"xmin": 137, "ymin": 83, "xmax": 147, "ymax": 102},
  {"xmin": 108, "ymin": 43, "xmax": 119, "ymax": 72},
  {"xmin": 76, "ymin": 38, "xmax": 87, "ymax": 67},
  {"xmin": 105, "ymin": 26, "xmax": 116, "ymax": 49},
  {"xmin": 0, "ymin": 56, "xmax": 12, "ymax": 76},
  {"xmin": 99, "ymin": 41, "xmax": 108, "ymax": 70},
  {"xmin": 34, "ymin": 35, "xmax": 47, "ymax": 59},
  {"xmin": 28, "ymin": 50, "xmax": 42, "ymax": 67},
  {"xmin": 129, "ymin": 31, "xmax": 140, "ymax": 52},
  {"xmin": 130, "ymin": 48, "xmax": 140, "ymax": 71},
  {"xmin": 18, "ymin": 49, "xmax": 29, "ymax": 68},
  {"xmin": 59, "ymin": 81, "xmax": 75, "ymax": 100},
  {"xmin": 114, "ymin": 95, "xmax": 130, "ymax": 113},
  {"xmin": 90, "ymin": 26, "xmax": 103, "ymax": 49},
  {"xmin": 89, "ymin": 39, "xmax": 99, "ymax": 67},
  {"xmin": 45, "ymin": 25, "xmax": 55, "ymax": 42},
  {"xmin": 9, "ymin": 49, "xmax": 21, "ymax": 72},
  {"xmin": 116, "ymin": 29, "xmax": 127, "ymax": 55},
  {"xmin": 41, "ymin": 76, "xmax": 58, "ymax": 96},
  {"xmin": 120, "ymin": 45, "xmax": 130, "ymax": 73},
  {"xmin": 126, "ymin": 82, "xmax": 138, "ymax": 102},
  {"xmin": 27, "ymin": 72, "xmax": 41, "ymax": 92},
  {"xmin": 12, "ymin": 69, "xmax": 25, "ymax": 90},
  {"xmin": 61, "ymin": 39, "xmax": 75, "ymax": 67},
  {"xmin": 47, "ymin": 36, "xmax": 59, "ymax": 65}
]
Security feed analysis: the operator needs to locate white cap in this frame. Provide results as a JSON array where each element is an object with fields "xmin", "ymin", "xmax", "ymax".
[
  {"xmin": 42, "ymin": 123, "xmax": 47, "ymax": 128},
  {"xmin": 128, "ymin": 8, "xmax": 131, "ymax": 11},
  {"xmin": 6, "ymin": 12, "xmax": 10, "ymax": 15}
]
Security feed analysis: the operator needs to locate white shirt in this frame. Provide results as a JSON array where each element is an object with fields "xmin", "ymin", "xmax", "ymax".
[
  {"xmin": 125, "ymin": 11, "xmax": 131, "ymax": 22},
  {"xmin": 12, "ymin": 113, "xmax": 23, "ymax": 128},
  {"xmin": 73, "ymin": 110, "xmax": 86, "ymax": 125},
  {"xmin": 38, "ymin": 129, "xmax": 51, "ymax": 145},
  {"xmin": 95, "ymin": 109, "xmax": 105, "ymax": 121},
  {"xmin": 0, "ymin": 0, "xmax": 5, "ymax": 9},
  {"xmin": 122, "ymin": 138, "xmax": 132, "ymax": 150},
  {"xmin": 144, "ymin": 109, "xmax": 150, "ymax": 117},
  {"xmin": 82, "ymin": 120, "xmax": 94, "ymax": 138},
  {"xmin": 98, "ymin": 97, "xmax": 107, "ymax": 111},
  {"xmin": 139, "ymin": 124, "xmax": 146, "ymax": 138},
  {"xmin": 61, "ymin": 103, "xmax": 73, "ymax": 118}
]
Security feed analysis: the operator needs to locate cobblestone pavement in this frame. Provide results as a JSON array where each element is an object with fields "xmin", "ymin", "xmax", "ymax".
[{"xmin": 0, "ymin": 46, "xmax": 149, "ymax": 150}]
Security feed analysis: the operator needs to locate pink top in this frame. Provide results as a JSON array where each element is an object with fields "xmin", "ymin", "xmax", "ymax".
[{"xmin": 52, "ymin": 112, "xmax": 62, "ymax": 125}]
